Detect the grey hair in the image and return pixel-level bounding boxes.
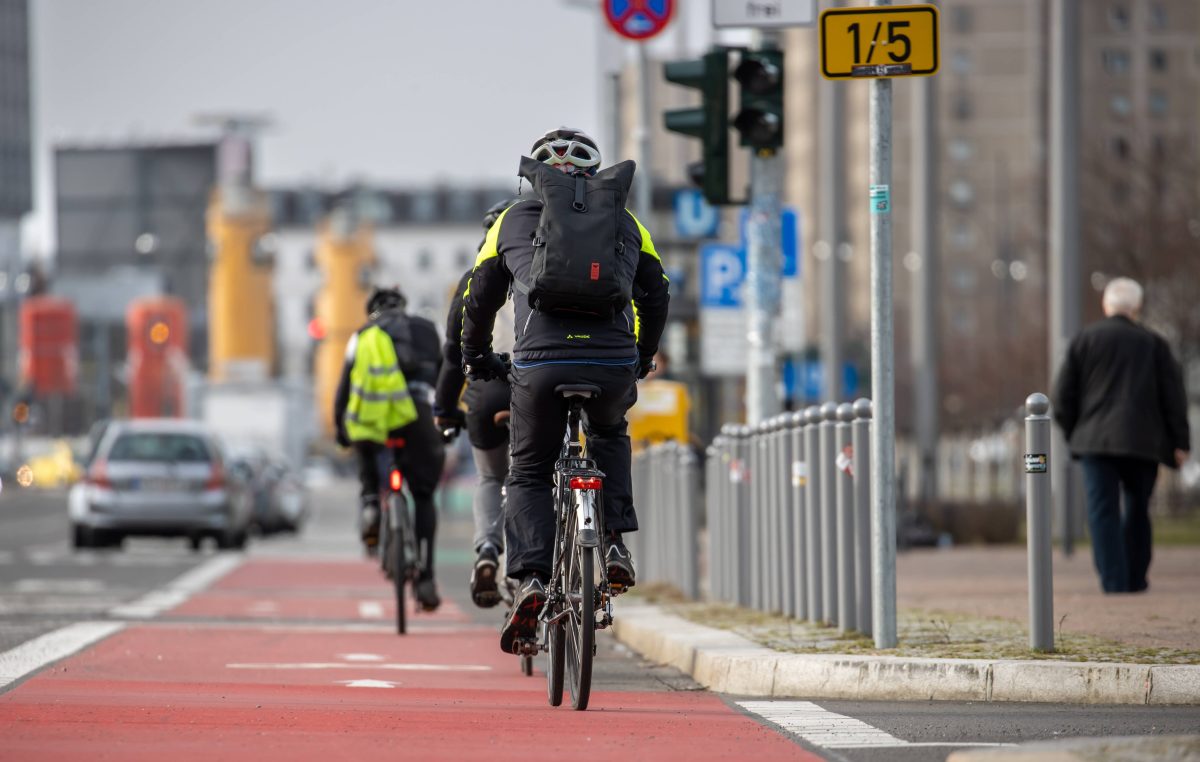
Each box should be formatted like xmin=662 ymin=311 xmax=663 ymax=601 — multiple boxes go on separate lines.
xmin=1102 ymin=277 xmax=1143 ymax=316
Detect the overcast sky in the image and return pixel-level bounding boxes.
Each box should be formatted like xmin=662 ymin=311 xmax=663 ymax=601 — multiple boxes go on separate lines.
xmin=25 ymin=0 xmax=721 ymax=253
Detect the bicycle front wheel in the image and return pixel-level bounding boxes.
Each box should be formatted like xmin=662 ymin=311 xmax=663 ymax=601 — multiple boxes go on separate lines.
xmin=565 ymin=543 xmax=595 ymax=710
xmin=546 ymin=617 xmax=565 ymax=706
xmin=391 ymin=500 xmax=407 ymax=635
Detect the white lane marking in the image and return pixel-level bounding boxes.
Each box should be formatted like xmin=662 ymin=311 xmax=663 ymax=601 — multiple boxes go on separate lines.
xmin=0 ymin=621 xmax=125 ymax=690
xmin=226 ymin=662 xmax=491 ymax=672
xmin=247 ymin=601 xmax=279 ymax=614
xmin=338 ymin=653 xmax=385 ymax=662
xmin=738 ymin=701 xmax=1014 ymax=750
xmin=108 ymin=554 xmax=242 ymax=619
xmin=13 ymin=579 xmax=107 ymax=594
xmin=337 ymin=679 xmax=397 ymax=688
xmin=357 ymin=601 xmax=384 ymax=619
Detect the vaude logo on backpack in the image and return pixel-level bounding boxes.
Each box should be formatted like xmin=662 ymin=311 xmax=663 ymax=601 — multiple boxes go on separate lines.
xmin=515 ymin=156 xmax=637 ymax=319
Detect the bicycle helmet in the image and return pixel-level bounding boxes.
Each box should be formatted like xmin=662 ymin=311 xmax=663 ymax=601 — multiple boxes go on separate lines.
xmin=366 ymin=286 xmax=406 ymax=317
xmin=529 ymin=127 xmax=601 ymax=173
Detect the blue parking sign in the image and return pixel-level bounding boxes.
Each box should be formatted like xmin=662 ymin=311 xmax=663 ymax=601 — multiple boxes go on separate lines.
xmin=699 ymin=243 xmax=745 ymax=308
xmin=674 ymin=189 xmax=721 ymax=239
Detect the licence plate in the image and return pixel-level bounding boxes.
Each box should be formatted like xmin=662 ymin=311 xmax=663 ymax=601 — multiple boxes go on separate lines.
xmin=140 ymin=478 xmax=183 ymax=492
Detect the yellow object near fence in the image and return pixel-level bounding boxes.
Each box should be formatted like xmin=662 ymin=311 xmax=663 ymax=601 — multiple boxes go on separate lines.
xmin=628 ymin=379 xmax=689 ymax=450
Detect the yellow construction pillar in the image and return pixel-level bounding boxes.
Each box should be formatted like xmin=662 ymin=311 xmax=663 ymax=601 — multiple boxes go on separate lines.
xmin=314 ymin=209 xmax=375 ymax=437
xmin=207 ymin=187 xmax=274 ymax=381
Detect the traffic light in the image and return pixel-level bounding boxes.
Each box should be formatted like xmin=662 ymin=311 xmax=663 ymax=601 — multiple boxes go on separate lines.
xmin=663 ymin=49 xmax=731 ymax=205
xmin=732 ymin=50 xmax=785 ymax=151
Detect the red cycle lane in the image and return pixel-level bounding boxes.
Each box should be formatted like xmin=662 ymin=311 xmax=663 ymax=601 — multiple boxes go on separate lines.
xmin=0 ymin=558 xmax=821 ymax=762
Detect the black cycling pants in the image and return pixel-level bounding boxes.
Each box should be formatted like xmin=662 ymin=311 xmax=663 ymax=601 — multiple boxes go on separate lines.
xmin=505 ymin=362 xmax=639 ymax=580
xmin=463 ymin=377 xmax=511 ymax=451
xmin=354 ymin=401 xmax=445 ymax=578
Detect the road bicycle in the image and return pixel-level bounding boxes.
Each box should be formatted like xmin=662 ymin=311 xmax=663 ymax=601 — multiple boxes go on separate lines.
xmin=375 ymin=441 xmax=419 ymax=635
xmin=511 ymin=383 xmax=615 ymax=711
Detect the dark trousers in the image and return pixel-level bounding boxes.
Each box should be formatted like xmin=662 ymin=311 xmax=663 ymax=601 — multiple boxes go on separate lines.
xmin=1080 ymin=455 xmax=1158 ymax=593
xmin=354 ymin=401 xmax=446 ymax=578
xmin=505 ymin=362 xmax=638 ymax=580
xmin=463 ymin=377 xmax=511 ymax=451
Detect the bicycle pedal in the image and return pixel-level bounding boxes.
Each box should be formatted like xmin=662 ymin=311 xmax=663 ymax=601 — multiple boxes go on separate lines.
xmin=514 ymin=637 xmax=539 ymax=657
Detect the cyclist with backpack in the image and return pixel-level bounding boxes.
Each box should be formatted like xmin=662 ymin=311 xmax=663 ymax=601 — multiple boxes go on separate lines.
xmin=460 ymin=128 xmax=670 ymax=653
xmin=434 ymin=199 xmax=518 ymax=608
xmin=334 ymin=286 xmax=445 ymax=612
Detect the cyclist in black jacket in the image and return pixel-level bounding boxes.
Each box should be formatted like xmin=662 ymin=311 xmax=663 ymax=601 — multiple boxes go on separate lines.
xmin=460 ymin=128 xmax=670 ymax=653
xmin=434 ymin=200 xmax=516 ymax=608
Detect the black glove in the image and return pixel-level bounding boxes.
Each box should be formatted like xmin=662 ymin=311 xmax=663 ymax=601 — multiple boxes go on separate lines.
xmin=637 ymin=356 xmax=657 ymax=380
xmin=432 ymin=406 xmax=466 ymax=430
xmin=335 ymin=426 xmax=351 ymax=448
xmin=464 ymin=352 xmax=509 ymax=382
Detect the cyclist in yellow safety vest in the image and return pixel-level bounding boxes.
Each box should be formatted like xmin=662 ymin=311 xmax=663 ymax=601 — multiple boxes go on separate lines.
xmin=334 ymin=287 xmax=445 ymax=611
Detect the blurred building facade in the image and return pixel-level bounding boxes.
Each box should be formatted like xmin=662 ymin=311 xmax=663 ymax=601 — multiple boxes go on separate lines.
xmin=628 ymin=0 xmax=1200 ymax=438
xmin=0 ymin=0 xmax=32 ymax=391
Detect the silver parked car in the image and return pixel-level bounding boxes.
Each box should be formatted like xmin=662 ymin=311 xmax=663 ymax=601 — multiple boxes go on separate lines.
xmin=70 ymin=419 xmax=254 ymax=551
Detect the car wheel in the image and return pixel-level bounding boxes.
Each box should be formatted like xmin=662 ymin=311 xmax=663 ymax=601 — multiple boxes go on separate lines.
xmin=188 ymin=535 xmax=203 ymax=552
xmin=72 ymin=524 xmax=92 ymax=550
xmin=217 ymin=529 xmax=248 ymax=552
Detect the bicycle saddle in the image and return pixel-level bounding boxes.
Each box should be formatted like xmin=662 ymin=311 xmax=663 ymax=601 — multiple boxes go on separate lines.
xmin=554 ymin=384 xmax=601 ymax=399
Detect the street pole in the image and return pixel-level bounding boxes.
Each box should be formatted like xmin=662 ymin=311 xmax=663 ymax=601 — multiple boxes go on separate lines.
xmin=818 ymin=0 xmax=846 ymax=402
xmin=1049 ymin=0 xmax=1080 ymax=557
xmin=910 ymin=71 xmax=939 ymax=510
xmin=745 ymin=31 xmax=785 ymax=426
xmin=636 ymin=42 xmax=654 ymax=221
xmin=868 ymin=0 xmax=898 ymax=650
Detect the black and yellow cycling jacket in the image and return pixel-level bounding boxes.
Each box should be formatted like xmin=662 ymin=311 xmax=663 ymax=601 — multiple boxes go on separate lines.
xmin=461 ymin=199 xmax=670 ymax=368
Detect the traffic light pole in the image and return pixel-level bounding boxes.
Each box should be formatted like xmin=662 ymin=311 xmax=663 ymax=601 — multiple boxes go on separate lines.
xmin=868 ymin=0 xmax=898 ymax=650
xmin=744 ymin=31 xmax=783 ymax=426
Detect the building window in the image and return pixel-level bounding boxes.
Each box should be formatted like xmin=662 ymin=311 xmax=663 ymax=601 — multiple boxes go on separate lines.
xmin=1149 ymin=3 xmax=1168 ymax=30
xmin=952 ymin=49 xmax=972 ymax=74
xmin=948 ymin=179 xmax=974 ymax=208
xmin=952 ymin=92 xmax=972 ymax=120
xmin=950 ymin=221 xmax=975 ymax=250
xmin=1109 ymin=4 xmax=1130 ymax=31
xmin=947 ymin=138 xmax=974 ymax=162
xmin=1149 ymin=49 xmax=1168 ymax=73
xmin=1110 ymin=135 xmax=1130 ymax=159
xmin=1102 ymin=49 xmax=1130 ymax=75
xmin=1149 ymin=90 xmax=1168 ymax=116
xmin=1109 ymin=93 xmax=1132 ymax=117
xmin=416 ymin=248 xmax=433 ymax=272
xmin=1152 ymin=134 xmax=1168 ymax=160
xmin=951 ymin=6 xmax=972 ymax=33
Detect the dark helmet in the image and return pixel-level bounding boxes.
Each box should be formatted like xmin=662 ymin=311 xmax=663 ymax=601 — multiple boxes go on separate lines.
xmin=366 ymin=286 xmax=406 ymax=317
xmin=529 ymin=127 xmax=601 ymax=173
xmin=482 ymin=199 xmax=516 ymax=231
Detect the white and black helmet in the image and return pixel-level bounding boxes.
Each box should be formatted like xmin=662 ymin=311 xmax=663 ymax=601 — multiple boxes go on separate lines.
xmin=530 ymin=127 xmax=601 ymax=172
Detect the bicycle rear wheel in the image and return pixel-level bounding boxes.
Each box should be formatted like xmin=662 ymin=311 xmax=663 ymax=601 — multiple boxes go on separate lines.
xmin=546 ymin=617 xmax=565 ymax=705
xmin=565 ymin=543 xmax=595 ymax=710
xmin=390 ymin=496 xmax=407 ymax=635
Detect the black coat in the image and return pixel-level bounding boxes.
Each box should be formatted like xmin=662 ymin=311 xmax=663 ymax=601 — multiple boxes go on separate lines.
xmin=1052 ymin=315 xmax=1190 ymax=467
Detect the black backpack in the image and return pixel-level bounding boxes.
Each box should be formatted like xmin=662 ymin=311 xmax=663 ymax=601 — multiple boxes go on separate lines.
xmin=515 ymin=156 xmax=637 ymax=319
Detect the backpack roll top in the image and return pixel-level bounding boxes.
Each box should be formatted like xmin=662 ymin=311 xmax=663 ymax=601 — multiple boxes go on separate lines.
xmin=516 ymin=157 xmax=638 ymax=320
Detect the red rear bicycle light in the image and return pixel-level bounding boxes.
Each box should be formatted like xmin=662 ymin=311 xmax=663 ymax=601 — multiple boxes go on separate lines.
xmin=569 ymin=476 xmax=602 ymax=491
xmin=389 ymin=469 xmax=403 ymax=492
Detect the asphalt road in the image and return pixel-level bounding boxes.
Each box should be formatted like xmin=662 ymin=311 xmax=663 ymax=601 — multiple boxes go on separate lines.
xmin=1 ymin=481 xmax=1196 ymax=761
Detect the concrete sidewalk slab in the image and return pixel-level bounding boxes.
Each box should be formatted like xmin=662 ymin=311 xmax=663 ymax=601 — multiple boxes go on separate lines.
xmin=946 ymin=735 xmax=1200 ymax=761
xmin=612 ymin=603 xmax=1200 ymax=705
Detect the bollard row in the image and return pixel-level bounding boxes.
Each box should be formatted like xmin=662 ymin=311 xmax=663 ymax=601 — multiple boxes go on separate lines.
xmin=705 ymin=400 xmax=874 ymax=635
xmin=629 ymin=441 xmax=700 ymax=600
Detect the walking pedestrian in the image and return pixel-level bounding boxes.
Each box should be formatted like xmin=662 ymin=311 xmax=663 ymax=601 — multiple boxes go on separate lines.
xmin=1052 ymin=277 xmax=1191 ymax=593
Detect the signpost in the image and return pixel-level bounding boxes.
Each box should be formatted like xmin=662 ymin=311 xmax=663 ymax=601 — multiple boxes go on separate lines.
xmin=820 ymin=1 xmax=939 ymax=649
xmin=713 ymin=0 xmax=816 ymax=28
xmin=820 ymin=4 xmax=939 ymax=79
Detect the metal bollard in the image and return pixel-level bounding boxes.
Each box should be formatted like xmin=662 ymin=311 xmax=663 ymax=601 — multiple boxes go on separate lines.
xmin=804 ymin=406 xmax=824 ymax=622
xmin=1025 ymin=393 xmax=1054 ymax=651
xmin=757 ymin=420 xmax=773 ymax=611
xmin=853 ymin=399 xmax=874 ymax=635
xmin=777 ymin=415 xmax=795 ymax=617
xmin=790 ymin=411 xmax=808 ymax=620
xmin=720 ymin=425 xmax=737 ymax=603
xmin=820 ymin=401 xmax=840 ymax=625
xmin=836 ymin=403 xmax=857 ymax=633
xmin=736 ymin=426 xmax=753 ymax=607
xmin=705 ymin=442 xmax=718 ymax=601
xmin=766 ymin=417 xmax=782 ymax=612
xmin=748 ymin=424 xmax=762 ymax=609
xmin=679 ymin=444 xmax=699 ymax=599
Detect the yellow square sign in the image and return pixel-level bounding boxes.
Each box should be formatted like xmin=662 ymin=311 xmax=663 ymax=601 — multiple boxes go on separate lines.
xmin=820 ymin=4 xmax=939 ymax=79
